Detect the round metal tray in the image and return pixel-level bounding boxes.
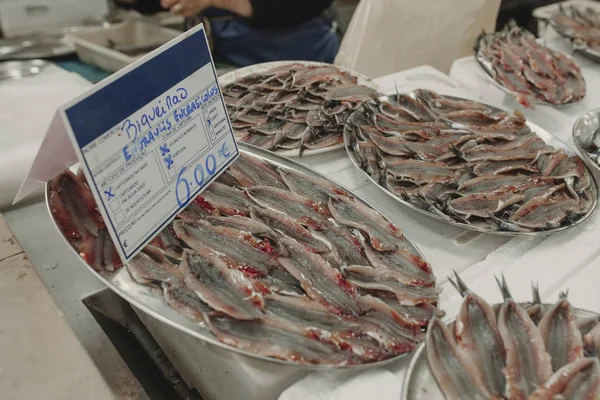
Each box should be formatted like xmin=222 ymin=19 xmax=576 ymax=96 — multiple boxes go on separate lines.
xmin=343 ymin=92 xmax=599 ymax=237
xmin=218 ymin=61 xmax=379 ymax=158
xmin=402 ymin=305 xmax=599 ymax=400
xmin=546 ymin=18 xmax=600 ymax=64
xmin=474 ymin=39 xmax=586 ymax=108
xmin=573 ymin=107 xmax=600 ymax=173
xmin=0 ymin=59 xmax=48 ymax=81
xmin=46 ymin=142 xmax=430 ymax=370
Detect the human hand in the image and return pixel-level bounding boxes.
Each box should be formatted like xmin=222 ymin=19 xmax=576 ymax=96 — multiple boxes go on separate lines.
xmin=161 ymin=0 xmax=212 ymax=18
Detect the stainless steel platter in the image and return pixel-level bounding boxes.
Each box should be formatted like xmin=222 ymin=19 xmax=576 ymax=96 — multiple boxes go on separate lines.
xmin=0 ymin=31 xmax=77 ymax=61
xmin=343 ymin=92 xmax=599 ymax=237
xmin=0 ymin=59 xmax=48 ymax=81
xmin=474 ymin=37 xmax=585 ymax=108
xmin=218 ymin=61 xmax=379 ymax=157
xmin=547 ymin=16 xmax=600 ymax=64
xmin=402 ymin=305 xmax=599 ymax=400
xmin=46 ymin=142 xmax=429 ymax=370
xmin=573 ymin=107 xmax=600 ymax=173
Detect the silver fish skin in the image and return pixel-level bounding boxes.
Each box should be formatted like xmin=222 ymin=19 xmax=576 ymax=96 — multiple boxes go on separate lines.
xmin=498 ymin=299 xmax=553 ymax=399
xmin=278 ymin=167 xmax=350 ymax=204
xmin=204 ymin=215 xmax=277 ymax=240
xmin=584 ymin=324 xmax=600 ymax=358
xmin=250 ymin=207 xmax=329 ymax=253
xmin=318 ymin=225 xmax=370 ymax=266
xmin=180 ymin=249 xmax=263 ymax=320
xmin=426 ymin=318 xmax=500 ymax=400
xmin=163 ymin=283 xmax=214 ymax=324
xmin=206 ymin=315 xmax=344 ymax=365
xmin=528 ymin=358 xmax=600 ymax=400
xmin=172 ymin=219 xmax=276 ymax=277
xmin=278 ymin=237 xmax=362 ymax=316
xmin=447 ymin=192 xmax=525 ymax=218
xmin=362 ymin=241 xmax=435 ymax=285
xmin=509 ymin=197 xmax=578 ymax=229
xmin=227 ymin=153 xmax=287 ymax=189
xmin=346 ymin=265 xmax=440 ymax=306
xmin=200 ymin=182 xmax=252 ymax=216
xmin=359 ymin=294 xmax=429 ymax=331
xmin=386 ymin=159 xmax=459 ymax=185
xmin=246 ymin=186 xmax=331 ymax=231
xmin=328 ymin=195 xmax=403 ymax=252
xmin=576 ymin=316 xmax=600 ymax=336
xmin=472 ymin=159 xmax=538 ymax=176
xmin=538 ymin=298 xmax=584 ymax=371
xmin=454 ymin=293 xmax=507 ymax=398
xmin=127 ymin=251 xmax=181 ymax=286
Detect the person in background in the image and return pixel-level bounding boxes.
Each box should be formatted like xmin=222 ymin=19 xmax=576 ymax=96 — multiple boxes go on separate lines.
xmin=114 ymin=0 xmax=339 ymax=66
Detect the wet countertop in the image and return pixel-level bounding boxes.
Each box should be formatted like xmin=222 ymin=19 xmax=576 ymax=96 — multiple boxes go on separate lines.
xmin=0 ymin=214 xmax=115 ymax=400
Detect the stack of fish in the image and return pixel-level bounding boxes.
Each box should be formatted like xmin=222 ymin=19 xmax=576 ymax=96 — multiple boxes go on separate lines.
xmin=222 ymin=63 xmax=378 ymax=156
xmin=582 ymin=127 xmax=600 ymax=166
xmin=427 ymin=275 xmax=600 ymax=399
xmin=475 ymin=22 xmax=586 ymax=107
xmin=347 ymin=89 xmax=595 ymax=233
xmin=48 ymin=153 xmax=442 ymax=365
xmin=550 ymin=6 xmax=600 ymax=55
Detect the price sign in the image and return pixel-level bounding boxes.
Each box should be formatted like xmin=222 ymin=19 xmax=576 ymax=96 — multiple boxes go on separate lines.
xmin=58 ymin=24 xmax=238 ymax=263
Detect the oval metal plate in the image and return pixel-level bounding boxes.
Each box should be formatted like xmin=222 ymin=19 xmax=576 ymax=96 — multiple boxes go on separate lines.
xmin=46 ymin=142 xmax=429 ymax=370
xmin=343 ymin=92 xmax=599 ymax=237
xmin=573 ymin=108 xmax=600 ymax=173
xmin=218 ymin=60 xmax=379 ymax=157
xmin=474 ymin=38 xmax=586 ymax=108
xmin=402 ymin=305 xmax=599 ymax=400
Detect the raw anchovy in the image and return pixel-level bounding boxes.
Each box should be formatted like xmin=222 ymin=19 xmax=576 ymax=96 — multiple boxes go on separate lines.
xmin=538 ymin=296 xmax=584 ymax=371
xmin=550 ymin=156 xmax=591 ymax=191
xmin=387 ymin=159 xmax=459 ymax=185
xmin=426 ymin=317 xmax=498 ymax=400
xmin=528 ymin=358 xmax=600 ymax=400
xmin=278 ymin=167 xmax=350 ymax=204
xmin=148 ymin=226 xmax=183 ymax=261
xmin=278 ymin=237 xmax=362 ymax=316
xmin=163 ymin=283 xmax=214 ymax=324
xmin=346 ymin=265 xmax=440 ymax=306
xmin=246 ymin=186 xmax=331 ymax=230
xmin=180 ymin=249 xmax=263 ymax=320
xmin=362 ymin=242 xmax=434 ymax=285
xmin=497 ymin=299 xmax=553 ymax=398
xmin=454 ymin=292 xmax=507 ymax=397
xmin=206 ymin=315 xmax=341 ymax=364
xmin=585 ymin=324 xmax=600 ymax=358
xmin=250 ymin=207 xmax=329 ymax=253
xmin=319 ymin=225 xmax=370 ymax=266
xmin=304 ymin=132 xmax=343 ymax=150
xmin=173 ymin=219 xmax=277 ymax=277
xmin=509 ymin=197 xmax=578 ymax=229
xmin=576 ymin=316 xmax=600 ymax=336
xmin=50 ymin=170 xmax=102 ymax=239
xmin=359 ymin=293 xmax=429 ymax=331
xmin=78 ymin=230 xmax=122 ymax=272
xmin=127 ymin=250 xmax=181 ymax=286
xmin=325 ymin=85 xmax=378 ymax=102
xmin=328 ymin=195 xmax=403 ymax=252
xmin=204 ymin=215 xmax=277 ymax=240
xmin=200 ymin=182 xmax=252 ymax=216
xmin=458 ymin=175 xmax=547 ymax=194
xmin=447 ymin=192 xmax=525 ymax=218
xmin=227 ymin=153 xmax=287 ymax=189
xmin=472 ymin=159 xmax=539 ymax=176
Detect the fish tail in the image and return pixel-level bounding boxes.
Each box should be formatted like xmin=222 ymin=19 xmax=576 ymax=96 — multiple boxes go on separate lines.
xmin=559 ymin=289 xmax=569 ymax=299
xmin=447 ymin=270 xmax=470 ymax=297
xmin=531 ymin=282 xmax=541 ymax=305
xmin=495 ymin=273 xmax=513 ymax=300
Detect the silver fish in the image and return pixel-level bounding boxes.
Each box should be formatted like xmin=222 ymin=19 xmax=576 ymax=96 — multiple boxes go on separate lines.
xmin=227 ymin=153 xmax=287 ymax=189
xmin=528 ymin=358 xmax=600 ymax=400
xmin=278 ymin=237 xmax=362 ymax=316
xmin=163 ymin=283 xmax=214 ymax=324
xmin=538 ymin=295 xmax=584 ymax=371
xmin=278 ymin=167 xmax=350 ymax=205
xmin=447 ymin=192 xmax=525 ymax=218
xmin=328 ymin=195 xmax=403 ymax=252
xmin=426 ymin=317 xmax=499 ymax=400
xmin=180 ymin=249 xmax=263 ymax=320
xmin=497 ymin=299 xmax=553 ymax=398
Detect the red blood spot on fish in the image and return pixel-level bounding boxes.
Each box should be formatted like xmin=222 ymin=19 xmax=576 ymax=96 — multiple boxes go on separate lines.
xmin=248 ymin=235 xmax=278 ymax=257
xmin=387 ymin=223 xmax=402 ymax=238
xmin=237 ymin=265 xmax=263 ymax=279
xmin=252 ymin=281 xmax=271 ymax=295
xmin=194 ymin=196 xmax=219 ymax=215
xmin=337 ymin=277 xmax=357 ymax=296
xmin=308 ymin=200 xmax=332 ymax=218
xmin=333 ymin=188 xmax=352 ymax=198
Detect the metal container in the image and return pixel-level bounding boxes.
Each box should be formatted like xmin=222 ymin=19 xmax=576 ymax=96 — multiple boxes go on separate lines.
xmin=71 ymin=20 xmax=181 ymax=73
xmin=402 ymin=305 xmax=599 ymax=400
xmin=573 ymin=108 xmax=600 ymax=173
xmin=343 ymin=92 xmax=599 ymax=236
xmin=46 ymin=143 xmax=431 ymax=399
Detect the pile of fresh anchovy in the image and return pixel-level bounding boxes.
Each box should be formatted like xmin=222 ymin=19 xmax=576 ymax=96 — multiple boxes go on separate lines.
xmin=347 ymin=89 xmax=595 ymax=233
xmin=49 ymin=153 xmax=442 ymax=366
xmin=550 ymin=6 xmax=600 ymax=54
xmin=427 ymin=274 xmax=600 ymax=400
xmin=222 ymin=63 xmax=378 ymax=156
xmin=475 ymin=22 xmax=585 ymax=107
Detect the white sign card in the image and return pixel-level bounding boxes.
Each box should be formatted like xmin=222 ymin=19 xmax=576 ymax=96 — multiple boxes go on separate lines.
xmin=15 ymin=23 xmax=239 ymax=263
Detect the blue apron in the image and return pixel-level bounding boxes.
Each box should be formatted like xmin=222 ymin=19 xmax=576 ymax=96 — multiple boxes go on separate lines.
xmin=186 ymin=11 xmax=339 ymax=66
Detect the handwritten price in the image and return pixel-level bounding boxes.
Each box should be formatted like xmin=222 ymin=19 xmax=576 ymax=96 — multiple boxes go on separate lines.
xmin=175 ymin=143 xmax=233 ymax=207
